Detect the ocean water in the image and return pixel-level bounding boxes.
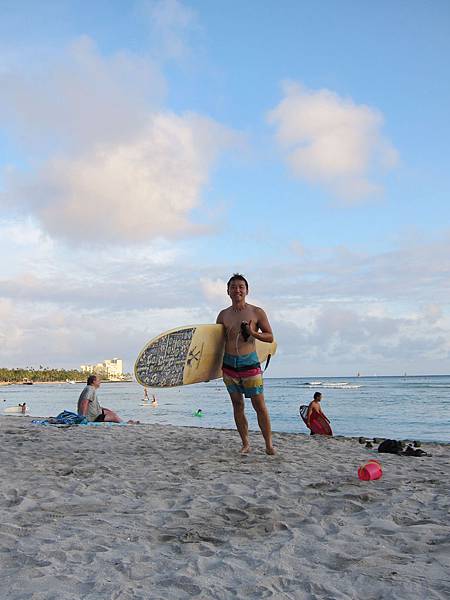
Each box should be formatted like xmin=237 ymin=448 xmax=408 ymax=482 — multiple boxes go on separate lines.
xmin=1 ymin=376 xmax=449 ymax=443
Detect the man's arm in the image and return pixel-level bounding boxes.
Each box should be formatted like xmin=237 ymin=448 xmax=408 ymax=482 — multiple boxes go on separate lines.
xmin=248 ymin=308 xmax=274 ymax=343
xmin=318 ymin=405 xmax=330 ymax=422
xmin=78 ymin=387 xmax=94 ymax=417
xmin=78 ymin=398 xmax=89 ymax=417
xmin=216 ymin=309 xmax=225 ymax=325
xmin=306 ymin=402 xmax=315 ymax=427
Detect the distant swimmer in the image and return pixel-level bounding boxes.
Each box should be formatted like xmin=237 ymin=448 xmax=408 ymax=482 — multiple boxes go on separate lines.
xmin=151 ymin=394 xmax=158 ymax=407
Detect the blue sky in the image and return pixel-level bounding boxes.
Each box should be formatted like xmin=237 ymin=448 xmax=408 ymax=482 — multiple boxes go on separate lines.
xmin=0 ymin=0 xmax=449 ymax=376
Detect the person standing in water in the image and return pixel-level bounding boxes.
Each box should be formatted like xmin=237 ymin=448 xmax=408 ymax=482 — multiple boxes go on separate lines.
xmin=216 ymin=273 xmax=275 ymax=455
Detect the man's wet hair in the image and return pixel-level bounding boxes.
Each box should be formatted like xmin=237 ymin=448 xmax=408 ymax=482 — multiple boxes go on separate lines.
xmin=227 ymin=273 xmax=249 ymax=292
xmin=313 ymin=392 xmax=322 ymax=400
xmin=87 ymin=375 xmax=97 ymax=385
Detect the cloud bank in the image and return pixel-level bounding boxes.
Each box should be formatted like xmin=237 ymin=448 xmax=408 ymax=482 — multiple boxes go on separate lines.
xmin=4 ymin=112 xmax=234 ymax=243
xmin=1 ymin=222 xmax=450 ymax=375
xmin=0 ymin=36 xmax=235 ymax=244
xmin=268 ymin=82 xmax=399 ymax=202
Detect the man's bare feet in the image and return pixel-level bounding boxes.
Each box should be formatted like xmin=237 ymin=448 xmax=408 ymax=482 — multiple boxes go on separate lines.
xmin=240 ymin=444 xmax=251 ymax=454
xmin=266 ymin=446 xmax=276 ymax=455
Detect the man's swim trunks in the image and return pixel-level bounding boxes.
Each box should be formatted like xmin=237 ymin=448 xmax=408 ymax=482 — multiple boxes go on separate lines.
xmin=94 ymin=409 xmax=106 ymax=422
xmin=222 ymin=351 xmax=263 ymax=398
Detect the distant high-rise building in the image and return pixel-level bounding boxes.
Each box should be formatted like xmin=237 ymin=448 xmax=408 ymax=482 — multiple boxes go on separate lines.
xmin=80 ymin=358 xmax=123 ymax=379
xmin=103 ymin=358 xmax=123 ymax=378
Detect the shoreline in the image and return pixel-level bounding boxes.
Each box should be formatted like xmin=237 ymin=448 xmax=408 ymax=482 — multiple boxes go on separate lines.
xmin=0 ymin=379 xmax=133 ymax=386
xmin=2 ymin=415 xmax=449 ymax=447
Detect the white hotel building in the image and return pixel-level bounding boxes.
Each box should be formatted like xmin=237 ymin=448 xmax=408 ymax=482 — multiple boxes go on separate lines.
xmin=80 ymin=358 xmax=123 ymax=379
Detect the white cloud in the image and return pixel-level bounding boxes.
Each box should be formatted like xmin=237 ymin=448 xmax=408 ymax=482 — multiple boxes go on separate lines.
xmin=0 ymin=298 xmax=14 ymax=322
xmin=0 ymin=219 xmax=56 ymax=278
xmin=0 ymin=219 xmax=46 ymax=246
xmin=268 ymin=82 xmax=399 ymax=202
xmin=0 ymin=292 xmax=206 ymax=370
xmin=277 ymin=232 xmax=450 ymax=305
xmin=1 ymin=239 xmax=450 ymax=375
xmin=200 ymin=277 xmax=228 ymax=305
xmin=0 ymin=37 xmax=237 ymax=244
xmin=4 ymin=112 xmax=235 ymax=243
xmin=290 ymin=240 xmax=306 ymax=256
xmin=144 ymin=0 xmax=198 ymax=62
xmin=422 ymin=304 xmax=443 ymax=324
xmin=270 ymin=299 xmax=450 ymax=376
xmin=0 ymin=36 xmax=166 ymax=151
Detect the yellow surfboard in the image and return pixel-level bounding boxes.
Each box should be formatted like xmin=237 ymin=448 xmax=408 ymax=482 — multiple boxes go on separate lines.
xmin=134 ymin=324 xmax=277 ymax=388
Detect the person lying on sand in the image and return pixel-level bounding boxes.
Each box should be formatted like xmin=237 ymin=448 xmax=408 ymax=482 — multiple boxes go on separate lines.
xmin=78 ymin=375 xmax=139 ymax=423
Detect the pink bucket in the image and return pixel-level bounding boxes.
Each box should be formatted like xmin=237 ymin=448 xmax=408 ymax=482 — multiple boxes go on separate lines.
xmin=358 ymin=459 xmax=382 ymax=481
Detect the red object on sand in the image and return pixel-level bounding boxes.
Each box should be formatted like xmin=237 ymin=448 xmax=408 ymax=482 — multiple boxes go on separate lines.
xmin=358 ymin=459 xmax=383 ymax=481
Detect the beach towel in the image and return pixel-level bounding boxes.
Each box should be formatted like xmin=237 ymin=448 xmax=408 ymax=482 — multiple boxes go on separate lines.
xmin=32 ymin=410 xmax=88 ymax=426
xmin=32 ymin=411 xmax=128 ymax=427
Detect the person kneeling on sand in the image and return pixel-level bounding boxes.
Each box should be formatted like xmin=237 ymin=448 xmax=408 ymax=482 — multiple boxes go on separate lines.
xmin=306 ymin=392 xmax=330 ymax=433
xmin=78 ymin=375 xmax=138 ymax=423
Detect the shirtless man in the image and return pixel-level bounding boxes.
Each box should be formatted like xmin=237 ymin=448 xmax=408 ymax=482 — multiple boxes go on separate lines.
xmin=306 ymin=392 xmax=330 ymax=433
xmin=216 ymin=273 xmax=275 ymax=455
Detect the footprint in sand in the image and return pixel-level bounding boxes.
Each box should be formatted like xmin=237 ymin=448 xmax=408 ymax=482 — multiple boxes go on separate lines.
xmin=158 ymin=576 xmax=202 ymax=596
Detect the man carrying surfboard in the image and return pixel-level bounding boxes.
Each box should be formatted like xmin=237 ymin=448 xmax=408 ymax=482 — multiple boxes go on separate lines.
xmin=216 ymin=274 xmax=275 ymax=455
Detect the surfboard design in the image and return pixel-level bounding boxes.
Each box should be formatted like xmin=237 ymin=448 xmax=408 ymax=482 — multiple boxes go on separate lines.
xmin=135 ymin=324 xmax=277 ymax=388
xmin=299 ymin=405 xmax=332 ymax=435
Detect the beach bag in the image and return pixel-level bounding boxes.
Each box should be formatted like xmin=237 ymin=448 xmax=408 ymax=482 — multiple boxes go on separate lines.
xmin=377 ymin=439 xmax=404 ymax=454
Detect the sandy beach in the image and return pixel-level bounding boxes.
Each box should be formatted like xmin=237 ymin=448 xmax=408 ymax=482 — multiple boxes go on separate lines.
xmin=1 ymin=417 xmax=448 ymax=599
